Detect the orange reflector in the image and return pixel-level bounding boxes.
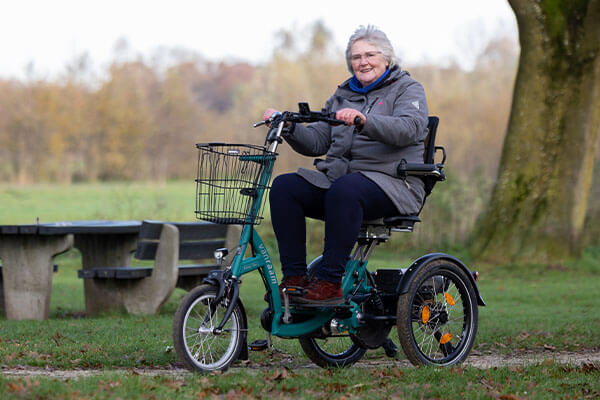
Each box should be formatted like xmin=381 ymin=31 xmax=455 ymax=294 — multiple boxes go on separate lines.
xmin=421 ymin=306 xmax=430 ymax=324
xmin=444 ymin=292 xmax=456 ymax=306
xmin=440 ymin=333 xmax=453 ymax=344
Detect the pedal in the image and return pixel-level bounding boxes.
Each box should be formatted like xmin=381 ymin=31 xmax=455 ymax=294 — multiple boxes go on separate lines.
xmin=249 ymin=339 xmax=269 ymax=351
xmin=283 ymin=286 xmax=306 ymax=296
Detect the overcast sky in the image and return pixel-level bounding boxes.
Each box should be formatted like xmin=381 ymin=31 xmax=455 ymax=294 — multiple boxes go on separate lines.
xmin=0 ymin=0 xmax=517 ymax=80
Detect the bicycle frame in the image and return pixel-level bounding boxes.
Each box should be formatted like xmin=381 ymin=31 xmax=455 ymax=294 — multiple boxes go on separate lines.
xmin=217 ymin=119 xmax=371 ymax=338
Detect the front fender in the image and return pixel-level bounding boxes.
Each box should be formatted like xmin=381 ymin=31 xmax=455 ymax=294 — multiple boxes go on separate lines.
xmin=397 ymin=253 xmax=486 ymax=306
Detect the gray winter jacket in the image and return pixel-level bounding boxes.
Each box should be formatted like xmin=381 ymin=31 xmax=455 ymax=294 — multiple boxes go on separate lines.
xmin=282 ymin=66 xmax=429 ymax=215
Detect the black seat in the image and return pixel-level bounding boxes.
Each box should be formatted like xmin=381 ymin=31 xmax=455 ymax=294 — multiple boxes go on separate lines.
xmin=367 ymin=116 xmax=445 ymax=232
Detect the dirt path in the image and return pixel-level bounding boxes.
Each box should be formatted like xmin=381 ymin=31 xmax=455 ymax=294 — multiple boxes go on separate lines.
xmin=2 ymin=350 xmax=599 ymax=379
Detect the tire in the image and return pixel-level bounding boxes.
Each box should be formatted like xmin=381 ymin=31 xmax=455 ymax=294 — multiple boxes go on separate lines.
xmin=173 ymin=285 xmax=246 ymax=372
xmin=396 ymin=260 xmax=478 ymax=366
xmin=299 ymin=334 xmax=366 ymax=368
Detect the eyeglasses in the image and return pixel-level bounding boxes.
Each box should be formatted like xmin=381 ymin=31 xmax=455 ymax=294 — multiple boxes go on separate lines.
xmin=350 ymin=51 xmax=382 ymax=64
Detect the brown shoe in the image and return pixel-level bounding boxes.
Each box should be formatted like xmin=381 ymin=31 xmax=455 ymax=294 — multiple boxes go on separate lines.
xmin=294 ymin=278 xmax=344 ymax=305
xmin=264 ymin=275 xmax=308 ymax=302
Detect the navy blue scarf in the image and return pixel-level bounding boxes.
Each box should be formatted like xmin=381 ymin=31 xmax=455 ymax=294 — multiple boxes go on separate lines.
xmin=348 ymin=68 xmax=391 ymax=94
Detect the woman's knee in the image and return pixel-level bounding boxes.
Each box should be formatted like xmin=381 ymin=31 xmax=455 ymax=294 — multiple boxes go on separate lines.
xmin=327 ymin=174 xmax=362 ymax=204
xmin=270 ymin=173 xmax=299 ymax=201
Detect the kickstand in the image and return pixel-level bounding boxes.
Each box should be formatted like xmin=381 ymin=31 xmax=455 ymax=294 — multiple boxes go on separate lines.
xmin=382 ymin=338 xmax=398 ymax=358
xmin=266 ymin=332 xmax=273 ymax=349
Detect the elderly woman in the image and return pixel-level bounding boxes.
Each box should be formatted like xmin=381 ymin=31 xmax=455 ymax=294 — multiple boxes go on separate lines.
xmin=264 ymin=25 xmax=429 ymax=304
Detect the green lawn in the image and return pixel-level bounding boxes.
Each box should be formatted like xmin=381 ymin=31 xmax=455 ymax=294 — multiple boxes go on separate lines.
xmin=1 ymin=182 xmax=599 ymax=398
xmin=1 ymin=362 xmax=599 ymax=399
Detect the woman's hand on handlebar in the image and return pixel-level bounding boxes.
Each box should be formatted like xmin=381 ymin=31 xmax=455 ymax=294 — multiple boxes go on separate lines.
xmin=262 ymin=108 xmax=290 ymax=127
xmin=262 ymin=108 xmax=279 ymax=122
xmin=336 ymin=108 xmax=365 ymax=127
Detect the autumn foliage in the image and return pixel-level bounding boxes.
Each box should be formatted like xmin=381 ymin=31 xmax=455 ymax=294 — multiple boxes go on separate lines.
xmin=0 ymin=29 xmax=517 ymax=185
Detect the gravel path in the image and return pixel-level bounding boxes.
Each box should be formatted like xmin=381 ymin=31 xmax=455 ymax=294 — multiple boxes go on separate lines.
xmin=2 ymin=350 xmax=599 ymax=379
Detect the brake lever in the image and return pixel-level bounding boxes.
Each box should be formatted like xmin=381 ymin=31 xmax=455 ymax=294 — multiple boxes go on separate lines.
xmin=253 ymin=111 xmax=283 ymax=128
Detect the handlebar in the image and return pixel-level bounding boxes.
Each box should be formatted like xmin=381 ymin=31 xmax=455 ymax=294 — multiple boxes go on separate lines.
xmin=254 ymin=114 xmax=362 ymax=128
xmin=254 ymin=103 xmax=346 ymax=128
xmin=255 ymin=103 xmax=364 ymax=152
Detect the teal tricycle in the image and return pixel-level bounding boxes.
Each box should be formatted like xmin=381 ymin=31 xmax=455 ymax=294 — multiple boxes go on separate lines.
xmin=172 ymin=103 xmax=485 ymax=372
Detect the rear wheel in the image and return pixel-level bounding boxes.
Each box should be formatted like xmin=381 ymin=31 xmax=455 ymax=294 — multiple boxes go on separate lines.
xmin=299 ymin=333 xmax=366 ymax=368
xmin=396 ymin=260 xmax=478 ymax=366
xmin=173 ymin=285 xmax=246 ymax=372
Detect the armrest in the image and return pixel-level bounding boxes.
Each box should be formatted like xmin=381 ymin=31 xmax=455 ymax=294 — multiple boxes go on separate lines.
xmin=396 ymin=160 xmax=446 ymax=180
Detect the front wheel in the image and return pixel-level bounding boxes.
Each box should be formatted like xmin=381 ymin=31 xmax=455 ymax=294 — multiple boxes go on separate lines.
xmin=396 ymin=260 xmax=478 ymax=366
xmin=299 ymin=333 xmax=366 ymax=368
xmin=173 ymin=285 xmax=247 ymax=372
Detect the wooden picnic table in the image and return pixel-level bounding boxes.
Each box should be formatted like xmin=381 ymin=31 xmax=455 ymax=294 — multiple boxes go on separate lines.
xmin=0 ymin=221 xmax=141 ymax=320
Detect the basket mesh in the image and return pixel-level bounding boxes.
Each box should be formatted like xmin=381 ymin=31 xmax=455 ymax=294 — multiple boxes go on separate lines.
xmin=195 ymin=143 xmax=276 ymax=225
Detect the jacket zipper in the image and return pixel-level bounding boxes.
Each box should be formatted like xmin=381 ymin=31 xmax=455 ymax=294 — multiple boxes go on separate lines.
xmin=366 ymin=97 xmax=379 ymax=114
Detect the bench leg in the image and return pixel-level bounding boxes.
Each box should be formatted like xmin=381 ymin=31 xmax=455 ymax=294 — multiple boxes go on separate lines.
xmin=74 ymin=233 xmax=138 ymax=316
xmin=0 ymin=235 xmax=73 ymax=320
xmin=123 ymin=224 xmax=179 ymax=315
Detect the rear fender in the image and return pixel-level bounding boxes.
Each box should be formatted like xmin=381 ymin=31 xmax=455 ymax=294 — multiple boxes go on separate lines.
xmin=397 ymin=253 xmax=486 ymax=306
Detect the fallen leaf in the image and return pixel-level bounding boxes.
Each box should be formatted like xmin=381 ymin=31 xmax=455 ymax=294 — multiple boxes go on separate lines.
xmin=582 ymin=363 xmax=600 ymax=373
xmin=269 ymin=368 xmax=289 ymax=381
xmin=499 ymin=394 xmax=525 ymax=400
xmin=7 ymin=382 xmax=24 ymax=393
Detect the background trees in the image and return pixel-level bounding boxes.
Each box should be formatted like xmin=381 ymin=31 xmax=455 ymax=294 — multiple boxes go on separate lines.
xmin=1 ymin=19 xmax=598 ymax=256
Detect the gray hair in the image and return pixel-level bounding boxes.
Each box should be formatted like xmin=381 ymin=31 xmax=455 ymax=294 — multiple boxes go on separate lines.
xmin=345 ymin=25 xmax=398 ymax=74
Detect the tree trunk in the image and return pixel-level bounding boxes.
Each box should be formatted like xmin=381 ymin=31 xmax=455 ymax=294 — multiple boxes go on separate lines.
xmin=471 ymin=0 xmax=600 ymax=263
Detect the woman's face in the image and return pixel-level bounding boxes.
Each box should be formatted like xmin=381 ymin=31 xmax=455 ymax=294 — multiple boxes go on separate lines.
xmin=350 ymin=40 xmax=388 ymax=87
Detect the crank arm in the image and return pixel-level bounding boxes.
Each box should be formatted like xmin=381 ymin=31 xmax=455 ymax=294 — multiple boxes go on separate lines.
xmin=282 ymin=288 xmax=292 ymax=324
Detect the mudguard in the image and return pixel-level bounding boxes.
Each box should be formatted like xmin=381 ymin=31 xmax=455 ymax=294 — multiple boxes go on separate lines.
xmin=396 ymin=253 xmax=486 ymax=306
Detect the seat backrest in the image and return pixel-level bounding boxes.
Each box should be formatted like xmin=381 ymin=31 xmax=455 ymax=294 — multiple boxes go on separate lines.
xmin=424 ymin=116 xmax=439 ymax=164
xmin=421 ymin=116 xmax=442 ymax=198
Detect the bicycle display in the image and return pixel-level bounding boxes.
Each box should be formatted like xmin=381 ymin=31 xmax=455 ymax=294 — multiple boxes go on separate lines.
xmin=172 ymin=103 xmax=485 ymax=372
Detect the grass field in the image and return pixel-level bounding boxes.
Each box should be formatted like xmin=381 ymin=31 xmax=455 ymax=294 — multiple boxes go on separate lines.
xmin=1 ymin=182 xmax=599 ymax=398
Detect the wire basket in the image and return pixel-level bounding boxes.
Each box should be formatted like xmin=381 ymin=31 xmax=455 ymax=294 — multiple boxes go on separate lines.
xmin=195 ymin=143 xmax=276 ymax=225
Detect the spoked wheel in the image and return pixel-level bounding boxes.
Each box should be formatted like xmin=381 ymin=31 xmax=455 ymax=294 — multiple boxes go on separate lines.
xmin=396 ymin=260 xmax=478 ymax=366
xmin=299 ymin=331 xmax=366 ymax=368
xmin=173 ymin=285 xmax=247 ymax=372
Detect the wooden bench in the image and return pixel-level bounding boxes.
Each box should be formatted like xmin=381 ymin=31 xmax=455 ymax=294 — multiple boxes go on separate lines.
xmin=77 ymin=221 xmax=239 ymax=315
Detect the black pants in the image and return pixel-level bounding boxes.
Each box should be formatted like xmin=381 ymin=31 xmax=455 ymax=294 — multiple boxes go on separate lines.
xmin=269 ymin=172 xmax=398 ymax=283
